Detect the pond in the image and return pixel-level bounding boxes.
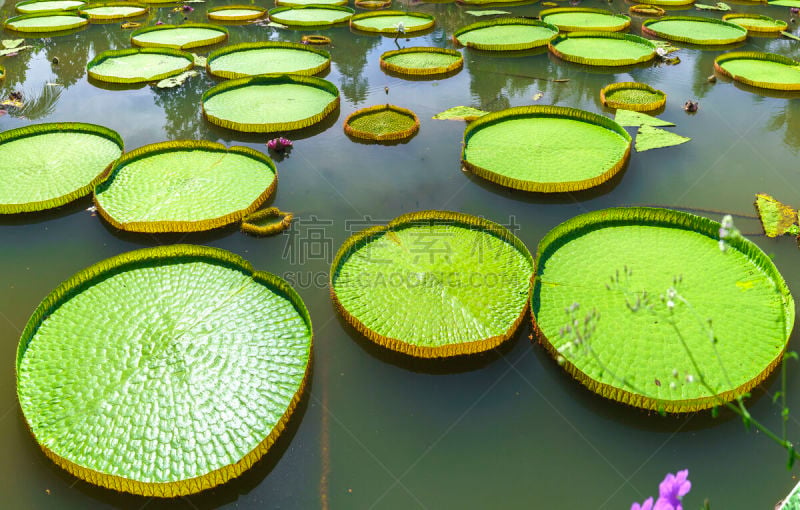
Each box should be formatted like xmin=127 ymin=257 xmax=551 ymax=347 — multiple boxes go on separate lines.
xmin=1 ymin=0 xmax=799 ymax=508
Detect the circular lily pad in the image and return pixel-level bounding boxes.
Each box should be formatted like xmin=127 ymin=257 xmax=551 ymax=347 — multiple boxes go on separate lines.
xmin=15 ymin=0 xmax=84 ymax=12
xmin=722 ymin=13 xmax=787 ymax=34
xmin=715 ymin=52 xmax=800 ymax=91
xmin=532 ymin=207 xmax=794 ymax=413
xmin=131 ymin=23 xmax=228 ymax=50
xmin=17 ymin=244 xmax=312 ymax=496
xmin=79 ymin=2 xmax=148 ymax=20
xmin=276 ymin=0 xmax=347 ymax=5
xmin=642 ymin=16 xmax=747 ymax=45
xmin=207 ymin=5 xmax=266 ymax=21
xmin=600 ymin=82 xmax=666 ymax=111
xmin=87 ymin=48 xmax=194 ymax=84
xmin=267 ymin=6 xmax=354 ymax=26
xmin=4 ymin=12 xmax=88 ymax=32
xmin=629 ymin=4 xmax=666 ymax=16
xmin=379 ymin=47 xmax=463 ymax=77
xmin=202 ymin=74 xmax=340 ymax=132
xmin=0 ymin=123 xmax=123 ymax=214
xmin=454 ymin=18 xmax=559 ymax=51
xmin=549 ymin=32 xmax=656 ymax=67
xmin=207 ymin=42 xmax=330 ymax=79
xmin=344 ymin=104 xmax=419 ymax=142
xmin=354 ymin=0 xmax=392 ymax=8
xmin=539 ymin=8 xmax=631 ymax=32
xmin=462 ymin=105 xmax=631 ymax=192
xmin=634 ymin=0 xmax=693 ymax=5
xmin=350 ymin=10 xmax=435 ymax=33
xmin=94 ymin=141 xmax=276 ymax=233
xmin=330 ymin=211 xmax=533 ymax=358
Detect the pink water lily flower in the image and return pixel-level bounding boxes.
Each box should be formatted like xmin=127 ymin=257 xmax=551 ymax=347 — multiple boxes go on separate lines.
xmin=267 ymin=137 xmax=293 ymax=151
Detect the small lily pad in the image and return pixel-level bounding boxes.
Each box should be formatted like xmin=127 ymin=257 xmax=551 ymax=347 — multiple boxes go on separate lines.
xmin=155 ymin=69 xmax=198 ymax=88
xmin=2 ymin=39 xmax=24 ymax=49
xmin=615 ymin=109 xmax=675 ymax=127
xmin=695 ymin=2 xmax=730 ymax=11
xmin=635 ymin=125 xmax=691 ymax=152
xmin=433 ymin=106 xmax=488 ymax=121
xmin=755 ymin=193 xmax=800 ymax=237
xmin=465 ymin=10 xmax=509 ymax=16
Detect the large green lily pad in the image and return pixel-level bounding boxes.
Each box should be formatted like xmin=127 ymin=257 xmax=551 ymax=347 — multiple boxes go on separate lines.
xmin=4 ymin=12 xmax=88 ymax=32
xmin=722 ymin=14 xmax=787 ymax=34
xmin=79 ymin=2 xmax=148 ymax=20
xmin=267 ymin=6 xmax=354 ymax=27
xmin=643 ymin=16 xmax=747 ymax=45
xmin=15 ymin=0 xmax=85 ymax=13
xmin=131 ymin=23 xmax=228 ymax=50
xmin=714 ymin=52 xmax=800 ymax=92
xmin=0 ymin=123 xmax=123 ymax=214
xmin=206 ymin=5 xmax=266 ymax=21
xmin=17 ymin=245 xmax=312 ymax=496
xmin=380 ymin=47 xmax=463 ymax=76
xmin=454 ymin=18 xmax=559 ymax=51
xmin=207 ymin=42 xmax=330 ymax=79
xmin=462 ymin=105 xmax=632 ymax=192
xmin=202 ymin=74 xmax=340 ymax=133
xmin=87 ymin=48 xmax=194 ymax=84
xmin=532 ymin=207 xmax=794 ymax=413
xmin=94 ymin=141 xmax=277 ymax=233
xmin=330 ymin=211 xmax=533 ymax=358
xmin=539 ymin=7 xmax=631 ymax=32
xmin=549 ymin=32 xmax=657 ymax=67
xmin=350 ymin=11 xmax=435 ymax=33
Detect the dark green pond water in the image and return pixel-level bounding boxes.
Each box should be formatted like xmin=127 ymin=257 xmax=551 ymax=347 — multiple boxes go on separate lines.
xmin=1 ymin=0 xmax=800 ymax=508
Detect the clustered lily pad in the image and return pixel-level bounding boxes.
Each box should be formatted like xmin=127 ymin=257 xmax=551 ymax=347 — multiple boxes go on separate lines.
xmin=4 ymin=12 xmax=89 ymax=33
xmin=131 ymin=23 xmax=228 ymax=50
xmin=539 ymin=7 xmax=631 ymax=32
xmin=532 ymin=207 xmax=795 ymax=413
xmin=601 ymin=82 xmax=667 ymax=112
xmin=330 ymin=211 xmax=533 ymax=358
xmin=206 ymin=5 xmax=267 ymax=21
xmin=17 ymin=244 xmax=312 ymax=496
xmin=344 ymin=104 xmax=420 ymax=142
xmin=549 ymin=32 xmax=657 ymax=67
xmin=0 ymin=123 xmax=123 ymax=214
xmin=462 ymin=105 xmax=632 ymax=192
xmin=714 ymin=52 xmax=800 ymax=91
xmin=207 ymin=42 xmax=330 ymax=79
xmin=379 ymin=47 xmax=463 ymax=77
xmin=79 ymin=2 xmax=148 ymax=21
xmin=202 ymin=74 xmax=340 ymax=132
xmin=454 ymin=18 xmax=559 ymax=51
xmin=94 ymin=141 xmax=277 ymax=233
xmin=642 ymin=16 xmax=747 ymax=46
xmin=350 ymin=10 xmax=435 ymax=34
xmin=87 ymin=47 xmax=194 ymax=84
xmin=268 ymin=5 xmax=355 ymax=27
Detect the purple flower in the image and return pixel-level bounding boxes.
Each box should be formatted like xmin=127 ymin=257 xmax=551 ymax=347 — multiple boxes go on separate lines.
xmin=791 ymin=7 xmax=799 ymax=15
xmin=182 ymin=4 xmax=194 ymax=12
xmin=155 ymin=21 xmax=164 ymax=25
xmin=658 ymin=470 xmax=691 ymax=508
xmin=267 ymin=137 xmax=293 ymax=151
xmin=631 ymin=497 xmax=654 ymax=510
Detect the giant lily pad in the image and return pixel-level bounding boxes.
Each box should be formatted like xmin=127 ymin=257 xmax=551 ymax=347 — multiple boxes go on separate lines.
xmin=462 ymin=105 xmax=631 ymax=192
xmin=539 ymin=7 xmax=631 ymax=32
xmin=15 ymin=0 xmax=85 ymax=12
xmin=635 ymin=0 xmax=694 ymax=5
xmin=131 ymin=23 xmax=228 ymax=50
xmin=202 ymin=74 xmax=340 ymax=133
xmin=79 ymin=2 xmax=148 ymax=20
xmin=549 ymin=32 xmax=657 ymax=67
xmin=454 ymin=18 xmax=559 ymax=51
xmin=87 ymin=48 xmax=194 ymax=84
xmin=350 ymin=11 xmax=434 ymax=33
xmin=722 ymin=14 xmax=787 ymax=34
xmin=0 ymin=123 xmax=123 ymax=214
xmin=379 ymin=47 xmax=463 ymax=77
xmin=17 ymin=244 xmax=312 ymax=496
xmin=276 ymin=0 xmax=347 ymax=5
xmin=714 ymin=52 xmax=800 ymax=92
xmin=755 ymin=193 xmax=800 ymax=237
xmin=642 ymin=16 xmax=747 ymax=45
xmin=532 ymin=207 xmax=795 ymax=413
xmin=330 ymin=211 xmax=533 ymax=358
xmin=206 ymin=4 xmax=266 ymax=21
xmin=207 ymin=42 xmax=330 ymax=79
xmin=4 ymin=12 xmax=88 ymax=32
xmin=267 ymin=6 xmax=354 ymax=27
xmin=94 ymin=141 xmax=276 ymax=233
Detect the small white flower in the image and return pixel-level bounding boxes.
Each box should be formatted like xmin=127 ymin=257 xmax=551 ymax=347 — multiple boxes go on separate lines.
xmin=719 ymin=239 xmax=727 ymax=252
xmin=670 ymin=382 xmax=677 ymax=389
xmin=394 ymin=21 xmax=406 ymax=33
xmin=672 ymin=369 xmax=678 ymax=377
xmin=686 ymin=374 xmax=695 ymax=383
